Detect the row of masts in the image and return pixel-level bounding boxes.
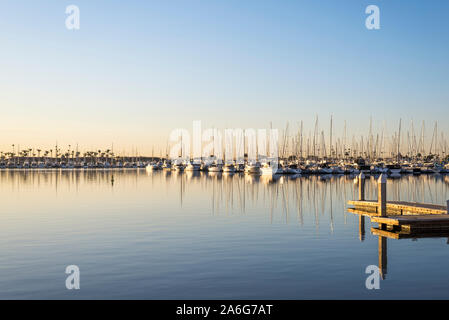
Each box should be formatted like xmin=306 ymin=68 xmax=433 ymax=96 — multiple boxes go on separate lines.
xmin=1 ymin=118 xmax=447 ymax=163
xmin=171 ymin=118 xmax=448 ymax=162
xmin=278 ymin=117 xmax=447 ymax=161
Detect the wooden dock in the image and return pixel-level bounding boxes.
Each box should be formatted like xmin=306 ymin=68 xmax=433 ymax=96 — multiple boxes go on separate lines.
xmin=347 ymin=200 xmax=447 ymax=215
xmin=372 ymin=214 xmax=449 ymax=232
xmin=371 ymin=227 xmax=449 ymax=240
xmin=347 ymin=173 xmax=449 ymax=232
xmin=348 ymin=175 xmax=449 ymax=279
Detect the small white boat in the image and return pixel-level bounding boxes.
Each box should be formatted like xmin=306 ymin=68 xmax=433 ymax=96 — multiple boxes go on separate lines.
xmin=161 ymin=161 xmax=172 ymax=170
xmin=244 ymin=163 xmax=260 ymax=174
xmin=208 ymin=163 xmax=223 ymax=172
xmin=386 ymin=164 xmax=401 ymax=175
xmin=432 ymin=165 xmax=444 ymax=174
xmin=185 ymin=162 xmax=201 ymax=171
xmin=260 ymin=163 xmax=278 ymax=175
xmin=146 ymin=163 xmax=160 ymax=171
xmin=223 ymin=164 xmax=235 ymax=173
xmin=171 ymin=160 xmax=184 ymax=171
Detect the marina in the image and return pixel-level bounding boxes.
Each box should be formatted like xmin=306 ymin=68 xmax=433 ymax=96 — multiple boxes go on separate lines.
xmin=2 ymin=118 xmax=449 ymax=176
xmin=2 ymin=0 xmax=449 ymax=303
xmin=1 ymin=155 xmax=448 ymax=176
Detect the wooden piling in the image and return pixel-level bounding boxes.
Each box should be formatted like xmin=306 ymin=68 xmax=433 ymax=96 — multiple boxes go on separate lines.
xmin=359 ymin=215 xmax=365 ymax=241
xmin=378 ymin=236 xmax=387 ymax=280
xmin=358 ymin=173 xmax=365 ymax=201
xmin=378 ymin=174 xmax=387 ymax=217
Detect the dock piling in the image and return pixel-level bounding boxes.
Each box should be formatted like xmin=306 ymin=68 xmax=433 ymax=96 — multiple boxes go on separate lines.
xmin=358 ymin=173 xmax=365 ymax=201
xmin=378 ymin=236 xmax=387 ymax=280
xmin=378 ymin=174 xmax=387 ymax=217
xmin=359 ymin=215 xmax=365 ymax=241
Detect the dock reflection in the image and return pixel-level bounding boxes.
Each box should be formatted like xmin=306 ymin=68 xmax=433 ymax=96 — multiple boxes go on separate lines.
xmin=353 ymin=207 xmax=449 ymax=280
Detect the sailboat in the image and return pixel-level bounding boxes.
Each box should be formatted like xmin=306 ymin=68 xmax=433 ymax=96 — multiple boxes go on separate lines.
xmin=260 ymin=162 xmax=278 ymax=175
xmin=208 ymin=162 xmax=223 ymax=172
xmin=146 ymin=162 xmax=160 ymax=171
xmin=185 ymin=161 xmax=201 ymax=171
xmin=207 ymin=129 xmax=223 ymax=172
xmin=244 ymin=162 xmax=260 ymax=174
xmin=223 ymin=163 xmax=235 ymax=173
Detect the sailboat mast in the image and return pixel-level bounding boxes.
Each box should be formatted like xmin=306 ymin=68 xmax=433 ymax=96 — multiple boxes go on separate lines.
xmin=329 ymin=115 xmax=333 ymax=159
xmin=397 ymin=118 xmax=402 ymax=162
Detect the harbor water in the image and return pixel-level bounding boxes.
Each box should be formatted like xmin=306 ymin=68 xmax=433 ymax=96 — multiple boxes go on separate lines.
xmin=1 ymin=170 xmax=449 ymax=299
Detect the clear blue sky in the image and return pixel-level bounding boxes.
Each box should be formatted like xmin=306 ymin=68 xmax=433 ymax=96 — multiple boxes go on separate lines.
xmin=0 ymin=0 xmax=448 ymax=154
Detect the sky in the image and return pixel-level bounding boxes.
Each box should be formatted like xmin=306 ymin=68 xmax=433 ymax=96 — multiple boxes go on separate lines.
xmin=0 ymin=0 xmax=448 ymax=155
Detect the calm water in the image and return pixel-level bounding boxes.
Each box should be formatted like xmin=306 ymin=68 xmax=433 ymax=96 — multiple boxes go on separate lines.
xmin=1 ymin=170 xmax=449 ymax=299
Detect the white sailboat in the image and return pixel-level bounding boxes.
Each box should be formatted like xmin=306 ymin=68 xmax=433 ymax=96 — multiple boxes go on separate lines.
xmin=223 ymin=163 xmax=235 ymax=173
xmin=260 ymin=162 xmax=277 ymax=175
xmin=208 ymin=162 xmax=223 ymax=172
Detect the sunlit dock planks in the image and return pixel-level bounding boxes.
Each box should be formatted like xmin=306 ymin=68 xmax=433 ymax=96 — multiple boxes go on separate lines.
xmin=347 ymin=200 xmax=447 ymax=215
xmin=371 ymin=214 xmax=449 ymax=232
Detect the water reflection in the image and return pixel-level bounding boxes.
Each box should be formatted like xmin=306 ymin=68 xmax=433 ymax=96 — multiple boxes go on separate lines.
xmin=1 ymin=170 xmax=449 ymax=298
xmin=1 ymin=170 xmax=448 ymax=228
xmin=354 ymin=206 xmax=449 ymax=280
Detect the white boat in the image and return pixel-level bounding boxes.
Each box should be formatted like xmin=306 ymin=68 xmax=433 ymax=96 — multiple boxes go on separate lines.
xmin=172 ymin=162 xmax=184 ymax=171
xmin=171 ymin=159 xmax=184 ymax=171
xmin=386 ymin=164 xmax=401 ymax=175
xmin=161 ymin=161 xmax=171 ymax=170
xmin=260 ymin=163 xmax=278 ymax=175
xmin=244 ymin=163 xmax=260 ymax=174
xmin=208 ymin=163 xmax=223 ymax=172
xmin=146 ymin=163 xmax=160 ymax=171
xmin=431 ymin=164 xmax=444 ymax=174
xmin=223 ymin=164 xmax=235 ymax=173
xmin=185 ymin=162 xmax=201 ymax=171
